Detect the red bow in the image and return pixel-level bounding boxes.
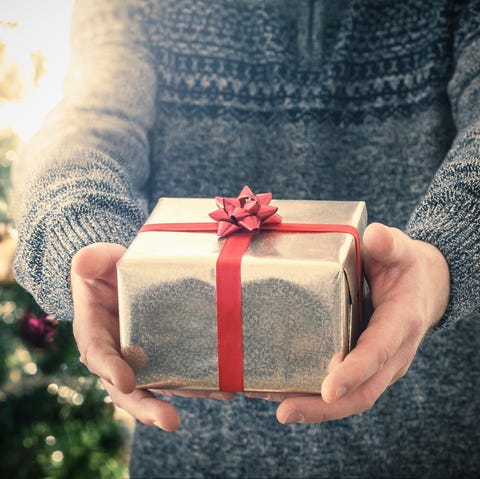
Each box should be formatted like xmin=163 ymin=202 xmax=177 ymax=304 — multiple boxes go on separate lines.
xmin=209 ymin=185 xmax=282 ymax=237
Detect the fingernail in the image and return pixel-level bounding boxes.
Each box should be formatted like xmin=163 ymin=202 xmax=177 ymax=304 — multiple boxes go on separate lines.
xmin=334 ymin=386 xmax=348 ymax=401
xmin=284 ymin=411 xmax=305 ymax=424
xmin=154 ymin=420 xmax=179 ymax=432
xmin=245 ymin=392 xmax=271 ymax=400
xmin=154 ymin=420 xmax=176 ymax=432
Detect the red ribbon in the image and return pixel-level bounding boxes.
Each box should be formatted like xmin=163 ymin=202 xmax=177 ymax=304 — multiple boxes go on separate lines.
xmin=139 ymin=220 xmax=363 ymax=392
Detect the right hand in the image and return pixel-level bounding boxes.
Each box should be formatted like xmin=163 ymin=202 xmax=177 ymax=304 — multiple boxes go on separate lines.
xmin=71 ymin=242 xmax=233 ymax=432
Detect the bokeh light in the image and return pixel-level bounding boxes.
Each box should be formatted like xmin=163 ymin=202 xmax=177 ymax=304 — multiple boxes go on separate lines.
xmin=0 ymin=0 xmax=74 ymax=141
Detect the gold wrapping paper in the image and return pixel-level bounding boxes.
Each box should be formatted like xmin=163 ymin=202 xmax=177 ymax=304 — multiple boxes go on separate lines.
xmin=117 ymin=198 xmax=367 ymax=393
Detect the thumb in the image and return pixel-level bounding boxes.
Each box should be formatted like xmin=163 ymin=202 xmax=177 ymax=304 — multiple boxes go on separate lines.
xmin=363 ymin=222 xmax=411 ymax=268
xmin=71 ymin=243 xmax=126 ymax=284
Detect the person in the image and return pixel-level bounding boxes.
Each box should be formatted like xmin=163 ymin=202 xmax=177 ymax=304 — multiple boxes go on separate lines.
xmin=12 ymin=0 xmax=480 ymax=477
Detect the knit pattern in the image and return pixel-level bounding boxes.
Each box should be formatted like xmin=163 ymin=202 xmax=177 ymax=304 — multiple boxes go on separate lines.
xmin=147 ymin=0 xmax=454 ymax=118
xmin=12 ymin=0 xmax=480 ymax=477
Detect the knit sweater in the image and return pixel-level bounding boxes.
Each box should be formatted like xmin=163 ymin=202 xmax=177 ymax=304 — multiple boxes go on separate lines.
xmin=13 ymin=0 xmax=480 ymax=477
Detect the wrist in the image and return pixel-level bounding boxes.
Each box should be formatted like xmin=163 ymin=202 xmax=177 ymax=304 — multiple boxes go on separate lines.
xmin=414 ymin=239 xmax=450 ymax=329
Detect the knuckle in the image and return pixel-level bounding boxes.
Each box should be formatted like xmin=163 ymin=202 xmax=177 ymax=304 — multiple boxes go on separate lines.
xmin=375 ymin=345 xmax=391 ymax=369
xmin=391 ymin=349 xmax=415 ymax=384
xmin=399 ymin=302 xmax=427 ymax=338
xmin=406 ymin=313 xmax=425 ymax=339
xmin=79 ymin=340 xmax=99 ymax=373
xmin=79 ymin=349 xmax=92 ymax=371
xmin=344 ymin=358 xmax=378 ymax=388
xmin=397 ymin=346 xmax=415 ymax=367
xmin=350 ymin=366 xmax=368 ymax=386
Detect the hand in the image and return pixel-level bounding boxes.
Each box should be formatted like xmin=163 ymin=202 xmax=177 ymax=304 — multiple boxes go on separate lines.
xmin=272 ymin=222 xmax=450 ymax=424
xmin=71 ymin=243 xmax=233 ymax=432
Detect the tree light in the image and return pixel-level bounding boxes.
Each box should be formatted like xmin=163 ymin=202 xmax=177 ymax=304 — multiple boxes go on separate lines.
xmin=51 ymin=450 xmax=64 ymax=464
xmin=45 ymin=435 xmax=56 ymax=446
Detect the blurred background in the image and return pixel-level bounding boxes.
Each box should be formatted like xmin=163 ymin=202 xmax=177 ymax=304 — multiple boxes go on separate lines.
xmin=0 ymin=2 xmax=132 ymax=477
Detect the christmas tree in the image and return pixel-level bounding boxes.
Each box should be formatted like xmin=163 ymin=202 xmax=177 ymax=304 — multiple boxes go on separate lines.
xmin=0 ymin=13 xmax=130 ymax=479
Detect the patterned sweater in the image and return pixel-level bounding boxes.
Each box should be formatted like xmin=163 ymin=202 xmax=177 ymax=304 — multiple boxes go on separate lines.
xmin=13 ymin=0 xmax=480 ymax=477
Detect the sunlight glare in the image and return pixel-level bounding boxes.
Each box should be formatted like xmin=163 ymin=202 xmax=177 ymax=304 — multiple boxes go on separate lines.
xmin=0 ymin=0 xmax=74 ymax=141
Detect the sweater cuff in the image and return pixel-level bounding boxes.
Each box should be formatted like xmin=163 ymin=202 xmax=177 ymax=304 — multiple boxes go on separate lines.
xmin=13 ymin=201 xmax=145 ymax=322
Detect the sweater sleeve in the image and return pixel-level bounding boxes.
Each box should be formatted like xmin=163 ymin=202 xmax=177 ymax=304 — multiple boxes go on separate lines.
xmin=12 ymin=0 xmax=157 ymax=321
xmin=406 ymin=0 xmax=480 ymax=327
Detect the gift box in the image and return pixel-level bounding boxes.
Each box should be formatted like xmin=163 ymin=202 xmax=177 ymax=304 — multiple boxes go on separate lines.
xmin=117 ymin=188 xmax=368 ymax=394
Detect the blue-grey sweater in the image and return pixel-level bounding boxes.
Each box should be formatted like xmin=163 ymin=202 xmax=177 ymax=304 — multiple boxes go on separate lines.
xmin=13 ymin=0 xmax=480 ymax=477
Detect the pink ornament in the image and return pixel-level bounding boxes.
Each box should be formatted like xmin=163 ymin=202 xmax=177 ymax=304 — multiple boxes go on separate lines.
xmin=19 ymin=313 xmax=58 ymax=348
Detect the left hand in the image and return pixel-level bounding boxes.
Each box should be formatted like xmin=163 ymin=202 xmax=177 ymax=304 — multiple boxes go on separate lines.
xmin=71 ymin=243 xmax=234 ymax=434
xmin=249 ymin=222 xmax=450 ymax=424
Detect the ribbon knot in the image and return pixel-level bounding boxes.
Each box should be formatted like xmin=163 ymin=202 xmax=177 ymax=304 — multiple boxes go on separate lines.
xmin=209 ymin=185 xmax=282 ymax=237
